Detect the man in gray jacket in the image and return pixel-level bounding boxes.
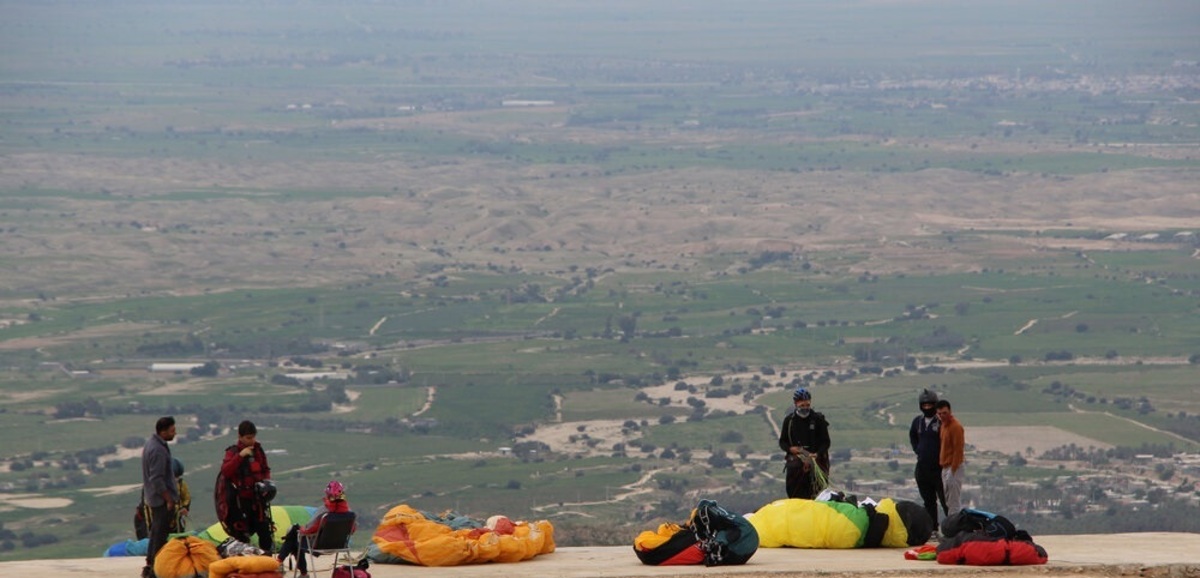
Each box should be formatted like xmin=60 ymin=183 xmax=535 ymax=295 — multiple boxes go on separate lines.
xmin=142 ymin=416 xmax=179 ymax=578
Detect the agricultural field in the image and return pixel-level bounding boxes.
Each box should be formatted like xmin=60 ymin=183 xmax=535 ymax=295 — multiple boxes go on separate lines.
xmin=1 ymin=0 xmax=1199 ymax=562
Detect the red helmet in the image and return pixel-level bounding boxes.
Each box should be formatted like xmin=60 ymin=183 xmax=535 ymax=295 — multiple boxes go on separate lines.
xmin=325 ymin=480 xmax=345 ymax=500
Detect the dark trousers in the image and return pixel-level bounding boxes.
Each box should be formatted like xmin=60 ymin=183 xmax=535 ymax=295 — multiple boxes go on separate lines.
xmin=227 ymin=496 xmax=275 ymax=554
xmin=915 ymin=464 xmax=947 ymax=528
xmin=247 ymin=517 xmax=274 ymax=554
xmin=784 ymin=454 xmax=827 ymax=499
xmin=146 ymin=503 xmax=171 ymax=568
xmin=277 ymin=524 xmax=308 ymax=572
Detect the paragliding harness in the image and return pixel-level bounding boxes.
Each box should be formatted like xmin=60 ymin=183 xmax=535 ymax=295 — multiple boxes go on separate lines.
xmin=818 ymin=490 xmax=894 ymax=548
xmin=688 ymin=499 xmax=759 ymax=566
xmin=783 ymin=450 xmax=830 ymax=497
xmin=331 ymin=558 xmax=372 ymax=578
xmin=215 ymin=445 xmax=276 ymax=546
xmin=941 ymin=508 xmax=1023 ymax=541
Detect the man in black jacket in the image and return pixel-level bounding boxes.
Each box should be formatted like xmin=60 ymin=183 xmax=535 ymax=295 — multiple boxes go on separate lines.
xmin=909 ymin=388 xmax=947 ymax=532
xmin=778 ymin=387 xmax=831 ymax=499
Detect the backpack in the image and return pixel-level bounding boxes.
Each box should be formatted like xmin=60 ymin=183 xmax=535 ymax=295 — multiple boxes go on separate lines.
xmin=941 ymin=508 xmax=1018 ymax=540
xmin=690 ymin=499 xmax=760 ymax=566
xmin=331 ymin=565 xmax=370 ymax=578
xmin=214 ymin=470 xmax=235 ymax=536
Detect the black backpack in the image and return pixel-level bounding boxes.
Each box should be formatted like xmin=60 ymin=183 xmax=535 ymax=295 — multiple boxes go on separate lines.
xmin=941 ymin=508 xmax=1018 ymax=540
xmin=690 ymin=499 xmax=760 ymax=566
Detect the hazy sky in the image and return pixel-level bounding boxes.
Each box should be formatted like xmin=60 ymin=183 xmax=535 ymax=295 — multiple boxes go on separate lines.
xmin=2 ymin=0 xmax=1196 ymax=81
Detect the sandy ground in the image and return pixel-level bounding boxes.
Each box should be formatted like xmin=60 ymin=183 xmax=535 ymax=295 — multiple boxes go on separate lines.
xmin=968 ymin=426 xmax=1113 ymax=455
xmin=1 ymin=533 xmax=1197 ymax=578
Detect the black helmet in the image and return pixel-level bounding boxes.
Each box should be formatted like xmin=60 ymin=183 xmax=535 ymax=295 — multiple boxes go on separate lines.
xmin=254 ymin=480 xmax=277 ymax=503
xmin=172 ymin=457 xmax=184 ymax=478
xmin=919 ymin=388 xmax=939 ymax=406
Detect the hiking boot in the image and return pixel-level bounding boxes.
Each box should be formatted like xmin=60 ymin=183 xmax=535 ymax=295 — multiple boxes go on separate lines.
xmin=141 ymin=565 xmax=155 ymax=578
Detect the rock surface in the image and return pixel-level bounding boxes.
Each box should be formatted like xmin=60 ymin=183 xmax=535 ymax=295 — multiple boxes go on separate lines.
xmin=2 ymin=533 xmax=1197 ymax=578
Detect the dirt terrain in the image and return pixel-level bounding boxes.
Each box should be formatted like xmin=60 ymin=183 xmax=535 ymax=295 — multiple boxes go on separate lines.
xmin=1 ymin=139 xmax=1197 ymax=301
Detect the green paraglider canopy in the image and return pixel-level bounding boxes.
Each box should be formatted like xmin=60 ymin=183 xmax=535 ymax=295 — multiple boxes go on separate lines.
xmin=195 ymin=504 xmax=316 ymax=549
xmin=105 ymin=505 xmax=315 ymax=557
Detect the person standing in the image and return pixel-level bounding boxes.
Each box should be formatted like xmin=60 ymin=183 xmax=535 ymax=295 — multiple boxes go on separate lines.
xmin=220 ymin=420 xmax=274 ymax=552
xmin=778 ymin=387 xmax=831 ymax=499
xmin=172 ymin=458 xmax=192 ymax=533
xmin=937 ymin=399 xmax=965 ymax=515
xmin=134 ymin=457 xmax=191 ymax=540
xmin=141 ymin=416 xmax=179 ymax=578
xmin=909 ymin=389 xmax=947 ymax=532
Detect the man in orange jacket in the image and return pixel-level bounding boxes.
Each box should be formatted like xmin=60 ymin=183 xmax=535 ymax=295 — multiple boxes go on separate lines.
xmin=937 ymin=400 xmax=965 ymax=515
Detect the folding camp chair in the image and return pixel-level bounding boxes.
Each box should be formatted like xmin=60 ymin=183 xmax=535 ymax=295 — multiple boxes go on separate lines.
xmin=297 ymin=511 xmax=356 ymax=578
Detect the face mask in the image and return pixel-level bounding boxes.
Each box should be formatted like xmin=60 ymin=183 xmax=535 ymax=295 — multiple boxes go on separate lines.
xmin=797 ymin=408 xmax=811 ymax=418
xmin=922 ymin=407 xmax=936 ymax=418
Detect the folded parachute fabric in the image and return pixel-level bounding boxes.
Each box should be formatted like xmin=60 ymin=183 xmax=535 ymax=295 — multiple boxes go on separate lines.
xmin=104 ymin=538 xmax=145 ymax=557
xmin=904 ymin=544 xmax=938 ymax=561
xmin=749 ymin=497 xmax=933 ymax=549
xmin=209 ymin=555 xmax=284 ymax=578
xmin=634 ymin=523 xmax=705 ymax=565
xmin=368 ymin=504 xmax=555 ymax=566
xmin=194 ymin=505 xmax=316 ymax=551
xmin=104 ymin=531 xmax=192 ymax=557
xmin=634 ymin=499 xmax=758 ymax=566
xmin=936 ymin=531 xmax=1048 ymax=566
xmin=106 ymin=506 xmax=316 ymax=558
xmin=153 ymin=535 xmax=221 ymax=578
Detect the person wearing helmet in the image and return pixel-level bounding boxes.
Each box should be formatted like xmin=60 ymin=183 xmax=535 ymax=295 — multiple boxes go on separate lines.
xmin=219 ymin=420 xmax=274 ymax=553
xmin=909 ymin=389 xmax=946 ymax=534
xmin=778 ymin=386 xmax=831 ymax=499
xmin=277 ymin=480 xmax=356 ymax=578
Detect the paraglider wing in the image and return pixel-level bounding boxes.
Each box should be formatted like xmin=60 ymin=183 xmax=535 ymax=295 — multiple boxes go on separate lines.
xmin=749 ymin=497 xmax=933 ymax=549
xmin=634 ymin=523 xmax=704 ymax=566
xmin=633 ymin=499 xmax=758 ymax=566
xmin=749 ymin=498 xmax=868 ymax=549
xmin=194 ymin=505 xmax=315 ymax=549
xmin=105 ymin=505 xmax=313 ymax=556
xmin=368 ymin=504 xmax=556 ymax=567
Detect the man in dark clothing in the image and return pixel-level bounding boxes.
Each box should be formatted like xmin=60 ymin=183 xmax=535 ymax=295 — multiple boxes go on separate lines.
xmin=141 ymin=416 xmax=179 ymax=578
xmin=778 ymin=387 xmax=831 ymax=499
xmin=219 ymin=420 xmax=274 ymax=553
xmin=909 ymin=388 xmax=947 ymax=533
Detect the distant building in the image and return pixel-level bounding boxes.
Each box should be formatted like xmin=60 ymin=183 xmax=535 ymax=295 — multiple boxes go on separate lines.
xmin=285 ymin=372 xmax=349 ymax=382
xmin=501 ymin=100 xmax=555 ymax=107
xmin=148 ymin=363 xmax=205 ymax=373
